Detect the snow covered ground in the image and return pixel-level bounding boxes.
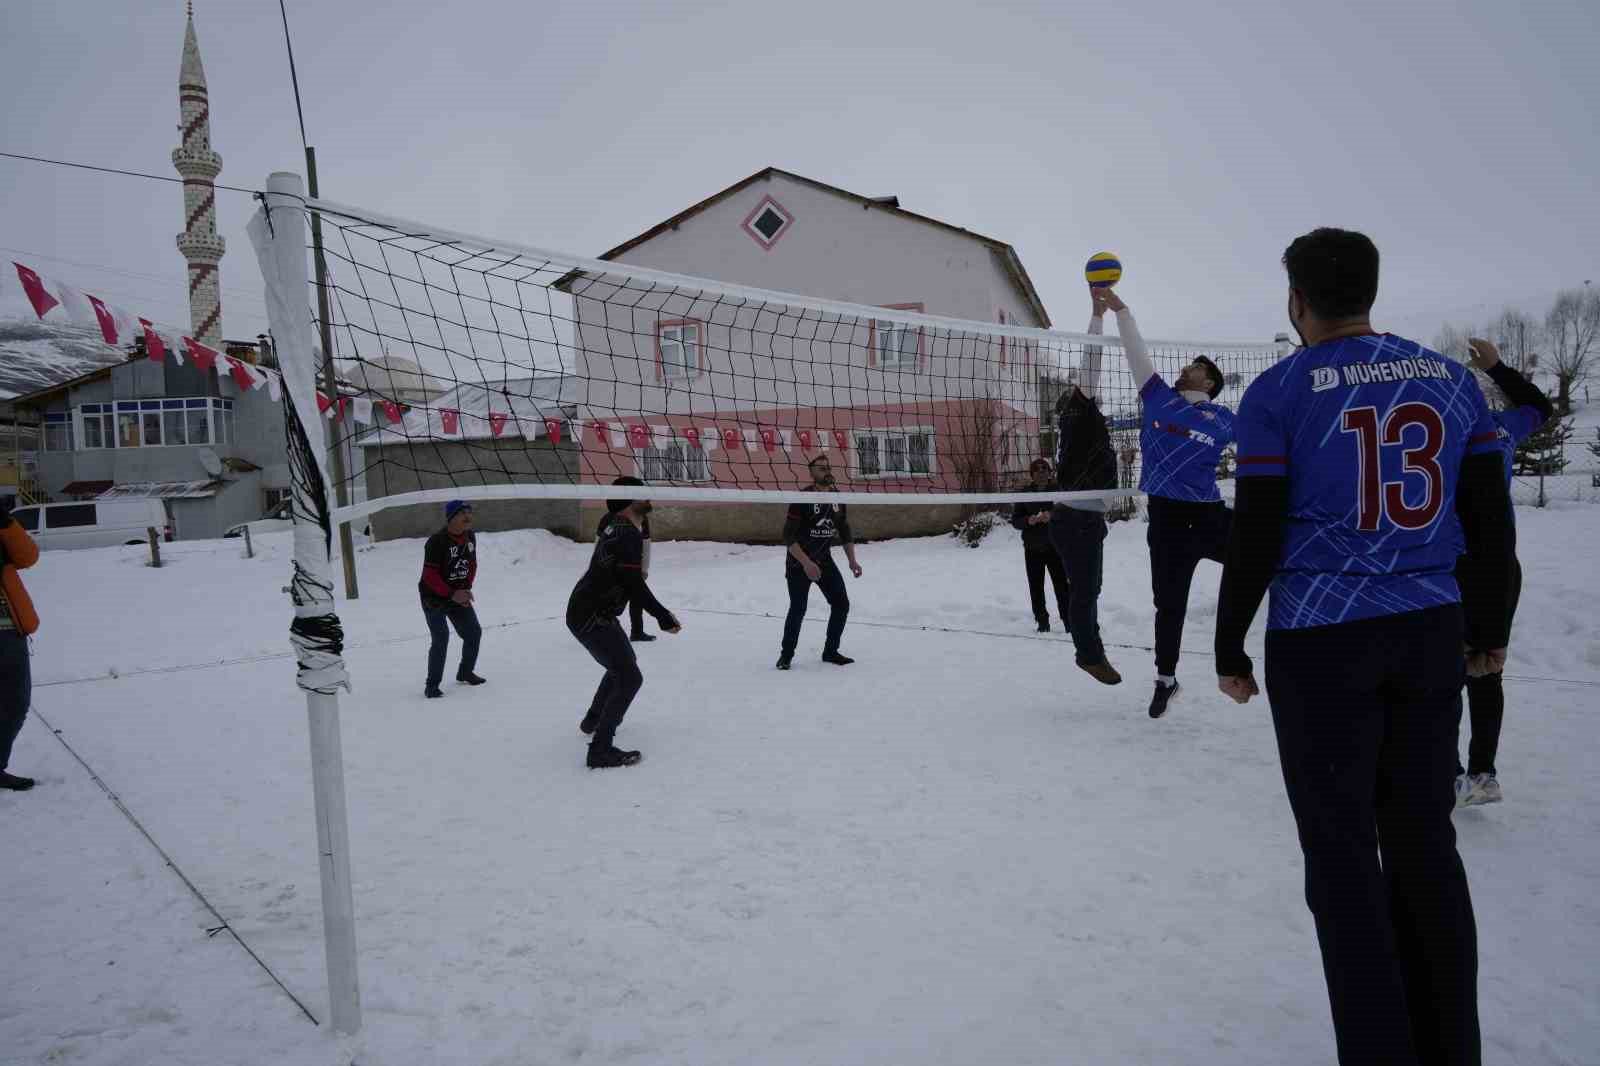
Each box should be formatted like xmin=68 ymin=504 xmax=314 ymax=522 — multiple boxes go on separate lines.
xmin=3 ymin=508 xmax=1598 ymax=1065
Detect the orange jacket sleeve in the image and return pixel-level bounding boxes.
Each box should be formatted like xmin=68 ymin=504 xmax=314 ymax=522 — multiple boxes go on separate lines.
xmin=0 ymin=520 xmax=39 ymax=635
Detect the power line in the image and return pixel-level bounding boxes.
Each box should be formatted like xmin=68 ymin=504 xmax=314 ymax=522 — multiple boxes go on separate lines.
xmin=0 ymin=150 xmax=260 ymax=196
xmin=0 ymin=245 xmax=271 ymax=308
xmin=277 ymin=0 xmax=311 ymax=151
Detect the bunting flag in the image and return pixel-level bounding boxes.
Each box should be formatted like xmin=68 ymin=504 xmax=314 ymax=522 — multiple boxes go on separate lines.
xmin=609 ymin=428 xmax=629 ymax=449
xmin=760 ymin=428 xmax=778 ymax=453
xmin=543 ymin=418 xmax=563 ymax=444
xmin=832 ymin=429 xmax=849 ymax=451
xmin=224 ymin=355 xmax=256 ymax=390
xmin=382 ymin=400 xmax=403 ymax=424
xmin=489 ymin=411 xmax=509 ymax=438
xmin=797 ymin=429 xmax=814 ymax=450
xmin=439 ymin=408 xmax=460 ymax=435
xmin=700 ymin=426 xmax=719 ymax=452
xmin=316 ymin=392 xmax=335 ymax=418
xmin=627 ymin=423 xmax=651 ymax=450
xmin=722 ymin=427 xmax=741 ymax=451
xmin=85 ymin=294 xmax=120 ymax=345
xmin=589 ymin=420 xmax=609 ymax=447
xmin=352 ymin=397 xmax=374 ymax=426
xmin=183 ymin=336 xmax=219 ymax=371
xmin=266 ymin=372 xmax=282 ymax=402
xmin=683 ymin=426 xmax=701 ymax=450
xmin=13 ymin=262 xmax=59 ymax=318
xmin=139 ymin=319 xmax=167 ymax=363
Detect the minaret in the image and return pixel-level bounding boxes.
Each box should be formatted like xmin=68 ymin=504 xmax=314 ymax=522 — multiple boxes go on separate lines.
xmin=172 ymin=1 xmax=225 ymax=347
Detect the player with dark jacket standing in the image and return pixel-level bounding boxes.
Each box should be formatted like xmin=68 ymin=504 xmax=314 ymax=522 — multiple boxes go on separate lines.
xmin=777 ymin=455 xmax=863 ymax=670
xmin=1453 ymin=336 xmax=1553 ymax=807
xmin=1047 ymin=292 xmax=1122 ymax=685
xmin=1096 ymin=286 xmax=1237 ymax=717
xmin=1215 ymin=228 xmax=1512 ymax=1066
xmin=569 ymin=478 xmax=680 ymax=768
xmin=1011 ymin=458 xmax=1071 ymax=632
xmin=419 ymin=500 xmax=484 ymax=699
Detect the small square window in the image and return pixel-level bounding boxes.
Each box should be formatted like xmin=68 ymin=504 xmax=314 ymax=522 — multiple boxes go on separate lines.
xmin=741 ymin=195 xmax=794 ymax=250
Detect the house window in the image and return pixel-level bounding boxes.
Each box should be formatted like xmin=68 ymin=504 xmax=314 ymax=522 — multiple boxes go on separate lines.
xmin=79 ymin=404 xmax=114 ymax=449
xmin=853 ymin=428 xmax=935 ymax=478
xmin=116 ymin=402 xmax=142 ymax=448
xmin=187 ymin=399 xmax=211 ymax=445
xmin=212 ymin=398 xmax=235 ymax=445
xmin=141 ymin=400 xmax=163 ymax=447
xmin=42 ymin=413 xmax=73 ymax=452
xmin=163 ymin=399 xmax=188 ymax=446
xmin=638 ymin=437 xmax=711 ymax=483
xmin=740 ymin=195 xmax=795 ymax=250
xmin=657 ymin=321 xmax=704 ymax=381
xmin=871 ymin=304 xmax=925 ymax=373
xmin=264 ymin=487 xmax=292 ymax=515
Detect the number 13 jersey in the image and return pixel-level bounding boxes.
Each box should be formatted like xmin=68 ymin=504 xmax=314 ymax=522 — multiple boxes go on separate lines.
xmin=1235 ymin=333 xmax=1501 ymax=631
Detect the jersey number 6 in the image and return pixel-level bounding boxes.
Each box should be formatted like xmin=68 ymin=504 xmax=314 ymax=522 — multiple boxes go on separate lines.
xmin=1341 ymin=402 xmax=1445 ymax=532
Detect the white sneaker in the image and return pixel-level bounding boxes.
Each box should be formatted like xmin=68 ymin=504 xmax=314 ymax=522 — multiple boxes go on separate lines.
xmin=1463 ymin=773 xmax=1502 ymax=806
xmin=1454 ymin=773 xmax=1473 ymax=808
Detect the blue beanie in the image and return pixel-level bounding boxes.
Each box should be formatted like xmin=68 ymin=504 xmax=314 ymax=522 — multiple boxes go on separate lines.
xmin=445 ymin=500 xmax=471 ymax=521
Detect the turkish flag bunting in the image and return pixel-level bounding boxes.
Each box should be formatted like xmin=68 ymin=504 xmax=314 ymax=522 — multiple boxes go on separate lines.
xmin=722 ymin=427 xmax=740 ymax=451
xmin=440 ymin=408 xmax=460 ymax=435
xmin=382 ymin=401 xmax=403 ymax=424
xmin=139 ymin=319 xmax=167 ymax=362
xmin=797 ymin=429 xmax=814 ymax=450
xmin=489 ymin=411 xmax=509 ymax=438
xmin=832 ymin=429 xmax=849 ymax=451
xmin=184 ymin=336 xmax=219 ymax=371
xmin=589 ymin=420 xmax=609 ymax=446
xmin=13 ymin=263 xmax=58 ymax=318
xmin=684 ymin=426 xmax=701 ymax=449
xmin=628 ymin=423 xmax=650 ymax=449
xmin=316 ymin=392 xmax=335 ymax=417
xmin=543 ymin=418 xmax=563 ymax=444
xmin=225 ymin=356 xmax=256 ymax=390
xmin=760 ymin=428 xmax=777 ymax=453
xmin=86 ymin=295 xmax=119 ymax=345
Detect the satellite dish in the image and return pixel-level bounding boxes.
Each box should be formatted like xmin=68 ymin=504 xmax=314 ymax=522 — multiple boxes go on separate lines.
xmin=198 ymin=448 xmax=223 ymax=478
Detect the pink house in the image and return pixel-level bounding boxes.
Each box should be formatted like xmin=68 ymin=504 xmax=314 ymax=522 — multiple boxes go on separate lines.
xmin=559 ymin=168 xmax=1054 ymax=538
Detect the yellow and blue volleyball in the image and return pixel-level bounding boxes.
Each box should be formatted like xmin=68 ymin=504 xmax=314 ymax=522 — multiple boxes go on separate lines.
xmin=1085 ymin=252 xmax=1122 ymax=289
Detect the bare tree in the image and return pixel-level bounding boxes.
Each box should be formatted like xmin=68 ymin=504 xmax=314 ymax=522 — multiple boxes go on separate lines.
xmin=1432 ymin=323 xmax=1474 ymax=362
xmin=1545 ymin=287 xmax=1600 ymax=414
xmin=1487 ymin=308 xmax=1541 ymax=374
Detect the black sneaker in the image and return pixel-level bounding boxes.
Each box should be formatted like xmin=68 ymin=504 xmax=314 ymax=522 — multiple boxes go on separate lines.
xmin=0 ymin=771 xmax=36 ymax=791
xmin=587 ymin=745 xmax=642 ymax=769
xmin=821 ymin=651 xmax=855 ymax=666
xmin=1148 ymin=680 xmax=1179 ymax=719
xmin=630 ymin=632 xmax=657 ymax=643
xmin=776 ymin=654 xmax=793 ymax=671
xmin=424 ymin=685 xmax=444 ymax=699
xmin=456 ymin=672 xmax=486 ymax=686
xmin=1036 ymin=620 xmax=1050 ymax=633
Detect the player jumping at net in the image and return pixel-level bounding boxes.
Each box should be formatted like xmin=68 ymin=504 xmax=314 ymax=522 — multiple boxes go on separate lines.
xmin=1453 ymin=335 xmax=1553 ymax=808
xmin=777 ymin=455 xmax=863 ymax=670
xmin=1047 ymin=290 xmax=1122 ymax=685
xmin=1094 ymin=286 xmax=1236 ymax=718
xmin=419 ymin=500 xmax=485 ymax=699
xmin=1214 ymin=227 xmax=1513 ymax=1066
xmin=568 ymin=477 xmax=681 ymax=769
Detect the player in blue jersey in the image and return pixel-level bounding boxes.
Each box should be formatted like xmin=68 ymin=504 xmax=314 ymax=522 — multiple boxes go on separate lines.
xmin=1093 ymin=287 xmax=1235 ymax=717
xmin=1214 ymin=228 xmax=1513 ymax=1066
xmin=1453 ymin=336 xmax=1552 ymax=808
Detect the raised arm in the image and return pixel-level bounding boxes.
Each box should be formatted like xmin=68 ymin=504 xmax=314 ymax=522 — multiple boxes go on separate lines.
xmin=1093 ymin=288 xmax=1157 ymax=388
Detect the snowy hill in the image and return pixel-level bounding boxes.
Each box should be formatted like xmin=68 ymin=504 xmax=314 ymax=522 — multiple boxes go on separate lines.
xmin=0 ymin=317 xmax=129 ymax=401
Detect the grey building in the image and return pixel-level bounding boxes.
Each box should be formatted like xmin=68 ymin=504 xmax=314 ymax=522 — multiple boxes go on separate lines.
xmin=14 ymin=341 xmax=290 ymax=540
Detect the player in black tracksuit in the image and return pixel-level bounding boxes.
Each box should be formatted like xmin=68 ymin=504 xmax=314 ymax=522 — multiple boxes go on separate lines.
xmin=419 ymin=500 xmax=484 ymax=698
xmin=567 ymin=479 xmax=680 ymax=769
xmin=1010 ymin=457 xmax=1071 ymax=632
xmin=777 ymin=455 xmax=863 ymax=670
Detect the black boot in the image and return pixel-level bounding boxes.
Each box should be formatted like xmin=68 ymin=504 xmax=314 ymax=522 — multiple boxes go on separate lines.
xmin=1036 ymin=619 xmax=1050 ymax=633
xmin=0 ymin=771 xmax=35 ymax=791
xmin=821 ymin=651 xmax=855 ymax=666
xmin=1148 ymin=679 xmax=1179 ymax=719
xmin=587 ymin=743 xmax=642 ymax=768
xmin=776 ymin=653 xmax=793 ymax=671
xmin=456 ymin=671 xmax=486 ymax=686
xmin=630 ymin=631 xmax=657 ymax=643
xmin=424 ymin=684 xmax=444 ymax=699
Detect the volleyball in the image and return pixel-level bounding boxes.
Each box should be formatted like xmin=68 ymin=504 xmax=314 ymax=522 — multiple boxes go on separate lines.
xmin=1085 ymin=252 xmax=1122 ymax=288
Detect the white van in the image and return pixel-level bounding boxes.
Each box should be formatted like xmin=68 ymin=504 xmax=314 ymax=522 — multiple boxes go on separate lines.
xmin=9 ymin=499 xmax=173 ymax=551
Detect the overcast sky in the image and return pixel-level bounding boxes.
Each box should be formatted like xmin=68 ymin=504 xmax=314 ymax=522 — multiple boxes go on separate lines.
xmin=2 ymin=0 xmax=1595 ymax=345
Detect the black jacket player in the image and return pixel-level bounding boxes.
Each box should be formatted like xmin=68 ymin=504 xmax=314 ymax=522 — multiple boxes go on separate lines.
xmin=419 ymin=500 xmax=484 ymax=698
xmin=777 ymin=455 xmax=862 ymax=670
xmin=567 ymin=478 xmax=681 ymax=768
xmin=1010 ymin=458 xmax=1071 ymax=632
xmin=1215 ymin=228 xmax=1512 ymax=1066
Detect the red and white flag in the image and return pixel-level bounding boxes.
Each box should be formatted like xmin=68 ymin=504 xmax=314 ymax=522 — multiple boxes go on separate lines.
xmin=628 ymin=423 xmax=651 ymax=450
xmin=489 ymin=411 xmax=509 ymax=438
xmin=440 ymin=408 xmax=460 ymax=435
xmin=12 ymin=262 xmax=58 ymax=318
xmin=832 ymin=429 xmax=849 ymax=451
xmin=382 ymin=400 xmax=403 ymax=424
xmin=760 ymin=428 xmax=778 ymax=453
xmin=184 ymin=336 xmax=219 ymax=371
xmin=543 ymin=418 xmax=563 ymax=444
xmin=139 ymin=319 xmax=167 ymax=362
xmin=85 ymin=294 xmax=120 ymax=345
xmin=722 ymin=427 xmax=741 ymax=451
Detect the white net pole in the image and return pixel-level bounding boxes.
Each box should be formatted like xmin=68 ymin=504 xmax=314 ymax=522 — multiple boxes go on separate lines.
xmin=250 ymin=171 xmax=362 ymax=1036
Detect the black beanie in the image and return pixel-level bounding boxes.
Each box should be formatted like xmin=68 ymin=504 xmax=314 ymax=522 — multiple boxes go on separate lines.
xmin=607 ymin=475 xmax=644 ymax=514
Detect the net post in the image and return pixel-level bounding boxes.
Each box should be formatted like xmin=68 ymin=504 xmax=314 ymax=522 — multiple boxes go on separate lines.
xmin=305 ymin=146 xmax=360 ymax=600
xmin=253 ymin=170 xmax=362 ymax=1037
